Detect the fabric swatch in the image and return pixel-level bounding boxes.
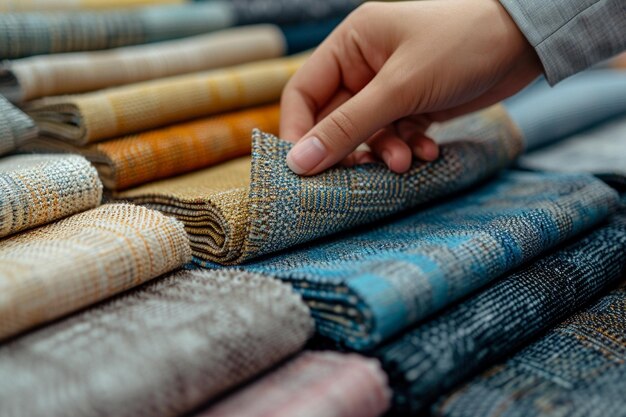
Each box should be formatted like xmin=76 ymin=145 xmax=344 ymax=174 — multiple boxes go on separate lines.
xmin=0 ymin=154 xmax=102 ymax=238
xmin=198 ymin=351 xmax=390 ymax=417
xmin=0 ymin=269 xmax=313 ymax=417
xmin=435 ymin=283 xmax=626 ymax=417
xmin=26 ymin=55 xmax=305 ymax=144
xmin=0 ymin=95 xmax=37 ymax=155
xmin=20 ymin=104 xmax=280 ymax=191
xmin=229 ymin=0 xmax=360 ymax=25
xmin=376 ymin=208 xmax=626 ymax=414
xmin=118 ymin=105 xmax=523 ymax=265
xmin=0 ymin=0 xmax=184 ymax=11
xmin=0 ymin=203 xmax=190 ymax=341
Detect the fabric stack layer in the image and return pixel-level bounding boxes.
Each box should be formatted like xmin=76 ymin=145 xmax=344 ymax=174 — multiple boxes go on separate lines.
xmin=25 ymin=54 xmax=306 ymax=144
xmin=198 ymin=351 xmax=391 ymax=417
xmin=0 ymin=154 xmax=102 ymax=238
xmin=0 ymin=95 xmax=38 ymax=155
xmin=118 ymin=105 xmax=524 ymax=265
xmin=376 ymin=208 xmax=626 ymax=414
xmin=0 ymin=0 xmax=184 ymax=11
xmin=228 ymin=0 xmax=361 ymax=25
xmin=0 ymin=269 xmax=314 ymax=417
xmin=0 ymin=203 xmax=190 ymax=341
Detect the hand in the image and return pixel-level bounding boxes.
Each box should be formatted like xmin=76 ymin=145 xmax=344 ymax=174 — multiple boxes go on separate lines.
xmin=280 ymin=0 xmax=542 ymax=175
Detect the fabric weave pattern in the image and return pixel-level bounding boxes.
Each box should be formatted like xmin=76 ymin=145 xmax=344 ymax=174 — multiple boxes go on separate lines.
xmin=0 ymin=95 xmax=37 ymax=155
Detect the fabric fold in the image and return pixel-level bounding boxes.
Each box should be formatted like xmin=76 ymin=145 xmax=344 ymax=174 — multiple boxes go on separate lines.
xmin=0 ymin=95 xmax=38 ymax=155
xmin=0 ymin=204 xmax=191 ymax=341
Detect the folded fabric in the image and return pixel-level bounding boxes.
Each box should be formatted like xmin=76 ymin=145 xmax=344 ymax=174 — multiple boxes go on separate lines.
xmin=229 ymin=0 xmax=361 ymax=25
xmin=198 ymin=352 xmax=390 ymax=417
xmin=376 ymin=208 xmax=626 ymax=414
xmin=26 ymin=55 xmax=305 ymax=144
xmin=0 ymin=95 xmax=37 ymax=155
xmin=435 ymin=282 xmax=626 ymax=417
xmin=20 ymin=104 xmax=280 ymax=191
xmin=0 ymin=0 xmax=184 ymax=11
xmin=0 ymin=204 xmax=190 ymax=341
xmin=0 ymin=154 xmax=102 ymax=238
xmin=0 ymin=3 xmax=236 ymax=59
xmin=0 ymin=269 xmax=313 ymax=417
xmin=118 ymin=106 xmax=523 ymax=265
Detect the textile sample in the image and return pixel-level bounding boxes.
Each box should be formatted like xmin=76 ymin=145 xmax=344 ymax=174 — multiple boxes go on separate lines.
xmin=0 ymin=0 xmax=183 ymax=11
xmin=376 ymin=208 xmax=626 ymax=414
xmin=0 ymin=154 xmax=102 ymax=238
xmin=0 ymin=95 xmax=37 ymax=155
xmin=118 ymin=105 xmax=523 ymax=265
xmin=229 ymin=0 xmax=361 ymax=25
xmin=25 ymin=55 xmax=306 ymax=144
xmin=0 ymin=269 xmax=313 ymax=417
xmin=198 ymin=352 xmax=390 ymax=417
xmin=435 ymin=283 xmax=626 ymax=417
xmin=20 ymin=104 xmax=280 ymax=191
xmin=0 ymin=204 xmax=190 ymax=341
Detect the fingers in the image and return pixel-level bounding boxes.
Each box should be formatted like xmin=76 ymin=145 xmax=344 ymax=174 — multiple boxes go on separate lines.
xmin=395 ymin=116 xmax=439 ymax=161
xmin=367 ymin=128 xmax=413 ymax=173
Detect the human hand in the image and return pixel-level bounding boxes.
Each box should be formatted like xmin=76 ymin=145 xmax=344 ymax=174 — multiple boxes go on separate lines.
xmin=280 ymin=0 xmax=542 ymax=175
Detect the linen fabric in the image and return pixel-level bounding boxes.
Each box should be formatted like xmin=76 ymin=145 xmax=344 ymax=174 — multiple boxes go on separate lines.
xmin=119 ymin=105 xmax=523 ymax=265
xmin=376 ymin=208 xmax=626 ymax=414
xmin=198 ymin=352 xmax=391 ymax=417
xmin=0 ymin=0 xmax=184 ymax=11
xmin=229 ymin=0 xmax=361 ymax=25
xmin=26 ymin=55 xmax=305 ymax=144
xmin=0 ymin=204 xmax=190 ymax=341
xmin=0 ymin=95 xmax=37 ymax=155
xmin=435 ymin=283 xmax=626 ymax=417
xmin=0 ymin=154 xmax=102 ymax=238
xmin=0 ymin=269 xmax=313 ymax=417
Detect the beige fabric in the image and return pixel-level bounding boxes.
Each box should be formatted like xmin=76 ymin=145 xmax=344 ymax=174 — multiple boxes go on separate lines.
xmin=0 ymin=0 xmax=184 ymax=11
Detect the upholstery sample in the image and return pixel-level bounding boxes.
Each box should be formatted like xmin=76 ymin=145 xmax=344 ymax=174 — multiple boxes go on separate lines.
xmin=0 ymin=154 xmax=102 ymax=238
xmin=198 ymin=351 xmax=391 ymax=417
xmin=118 ymin=107 xmax=523 ymax=265
xmin=435 ymin=283 xmax=626 ymax=417
xmin=376 ymin=208 xmax=626 ymax=414
xmin=25 ymin=55 xmax=305 ymax=144
xmin=0 ymin=204 xmax=191 ymax=341
xmin=0 ymin=0 xmax=184 ymax=11
xmin=229 ymin=0 xmax=360 ymax=25
xmin=0 ymin=95 xmax=37 ymax=155
xmin=0 ymin=269 xmax=313 ymax=417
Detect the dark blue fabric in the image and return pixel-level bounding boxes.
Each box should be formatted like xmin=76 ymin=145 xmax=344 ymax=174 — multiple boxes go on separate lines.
xmin=280 ymin=17 xmax=343 ymax=54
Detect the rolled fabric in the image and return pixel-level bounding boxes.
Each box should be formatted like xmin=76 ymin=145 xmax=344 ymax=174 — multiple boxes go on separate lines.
xmin=25 ymin=54 xmax=306 ymax=144
xmin=0 ymin=269 xmax=313 ymax=417
xmin=0 ymin=154 xmax=102 ymax=238
xmin=0 ymin=0 xmax=185 ymax=11
xmin=229 ymin=0 xmax=361 ymax=25
xmin=0 ymin=204 xmax=191 ymax=341
xmin=198 ymin=352 xmax=391 ymax=417
xmin=0 ymin=95 xmax=37 ymax=155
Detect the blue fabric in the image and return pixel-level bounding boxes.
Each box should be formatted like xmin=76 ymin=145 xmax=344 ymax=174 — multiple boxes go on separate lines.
xmin=228 ymin=0 xmax=360 ymax=25
xmin=280 ymin=17 xmax=343 ymax=54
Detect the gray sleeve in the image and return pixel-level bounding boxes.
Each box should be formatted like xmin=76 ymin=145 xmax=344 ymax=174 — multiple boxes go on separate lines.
xmin=499 ymin=0 xmax=626 ymax=84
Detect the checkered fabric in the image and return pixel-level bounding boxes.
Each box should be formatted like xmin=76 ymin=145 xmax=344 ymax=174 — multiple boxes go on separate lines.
xmin=0 ymin=95 xmax=37 ymax=155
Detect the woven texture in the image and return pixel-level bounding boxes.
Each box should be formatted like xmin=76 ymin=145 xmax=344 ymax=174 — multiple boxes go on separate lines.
xmin=0 ymin=269 xmax=313 ymax=417
xmin=229 ymin=0 xmax=360 ymax=24
xmin=376 ymin=209 xmax=626 ymax=414
xmin=0 ymin=203 xmax=190 ymax=341
xmin=119 ymin=106 xmax=523 ymax=265
xmin=26 ymin=55 xmax=305 ymax=144
xmin=435 ymin=283 xmax=626 ymax=417
xmin=0 ymin=0 xmax=184 ymax=11
xmin=198 ymin=352 xmax=390 ymax=417
xmin=0 ymin=154 xmax=102 ymax=238
xmin=0 ymin=95 xmax=37 ymax=155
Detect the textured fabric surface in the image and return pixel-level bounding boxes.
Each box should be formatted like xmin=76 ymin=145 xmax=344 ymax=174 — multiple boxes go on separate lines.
xmin=0 ymin=269 xmax=313 ymax=417
xmin=26 ymin=55 xmax=305 ymax=144
xmin=21 ymin=104 xmax=280 ymax=191
xmin=376 ymin=209 xmax=626 ymax=414
xmin=119 ymin=106 xmax=523 ymax=265
xmin=0 ymin=0 xmax=184 ymax=11
xmin=0 ymin=25 xmax=286 ymax=103
xmin=0 ymin=204 xmax=190 ymax=341
xmin=229 ymin=0 xmax=360 ymax=25
xmin=0 ymin=95 xmax=37 ymax=155
xmin=435 ymin=282 xmax=626 ymax=417
xmin=0 ymin=154 xmax=102 ymax=238
xmin=198 ymin=351 xmax=390 ymax=417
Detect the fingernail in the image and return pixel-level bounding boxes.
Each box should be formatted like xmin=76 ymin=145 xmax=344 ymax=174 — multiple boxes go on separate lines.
xmin=287 ymin=136 xmax=326 ymax=174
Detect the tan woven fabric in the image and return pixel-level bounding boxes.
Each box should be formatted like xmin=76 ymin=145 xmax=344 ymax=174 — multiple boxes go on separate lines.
xmin=0 ymin=154 xmax=102 ymax=238
xmin=1 ymin=25 xmax=286 ymax=102
xmin=0 ymin=203 xmax=191 ymax=341
xmin=0 ymin=269 xmax=313 ymax=417
xmin=25 ymin=54 xmax=306 ymax=144
xmin=0 ymin=0 xmax=184 ymax=11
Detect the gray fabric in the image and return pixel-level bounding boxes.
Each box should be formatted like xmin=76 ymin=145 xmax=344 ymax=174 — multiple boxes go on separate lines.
xmin=0 ymin=95 xmax=37 ymax=155
xmin=499 ymin=0 xmax=626 ymax=84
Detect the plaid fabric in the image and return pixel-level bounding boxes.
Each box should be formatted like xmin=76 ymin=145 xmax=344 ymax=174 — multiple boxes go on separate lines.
xmin=0 ymin=154 xmax=102 ymax=238
xmin=198 ymin=351 xmax=390 ymax=417
xmin=20 ymin=104 xmax=280 ymax=191
xmin=435 ymin=282 xmax=626 ymax=417
xmin=0 ymin=0 xmax=184 ymax=11
xmin=229 ymin=0 xmax=360 ymax=25
xmin=0 ymin=269 xmax=313 ymax=417
xmin=119 ymin=106 xmax=523 ymax=265
xmin=0 ymin=204 xmax=190 ymax=341
xmin=376 ymin=208 xmax=626 ymax=414
xmin=0 ymin=95 xmax=37 ymax=155
xmin=25 ymin=55 xmax=305 ymax=144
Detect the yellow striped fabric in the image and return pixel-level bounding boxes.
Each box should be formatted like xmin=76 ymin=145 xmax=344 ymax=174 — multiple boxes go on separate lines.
xmin=0 ymin=0 xmax=185 ymax=11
